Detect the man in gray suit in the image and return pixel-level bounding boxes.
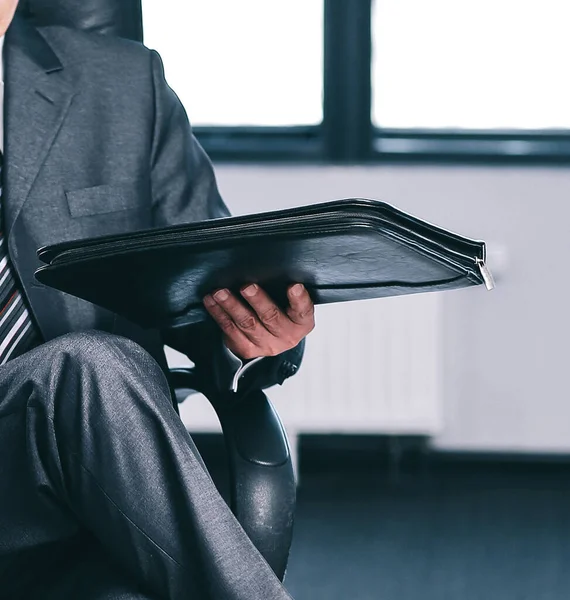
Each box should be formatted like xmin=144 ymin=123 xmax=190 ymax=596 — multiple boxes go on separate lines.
xmin=0 ymin=2 xmax=314 ymax=598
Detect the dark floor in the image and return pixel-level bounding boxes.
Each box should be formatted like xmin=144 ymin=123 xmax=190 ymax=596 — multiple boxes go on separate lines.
xmin=195 ymin=435 xmax=570 ymax=600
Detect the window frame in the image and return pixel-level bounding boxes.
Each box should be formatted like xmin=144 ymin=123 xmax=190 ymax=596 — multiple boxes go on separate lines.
xmin=188 ymin=0 xmax=570 ymax=164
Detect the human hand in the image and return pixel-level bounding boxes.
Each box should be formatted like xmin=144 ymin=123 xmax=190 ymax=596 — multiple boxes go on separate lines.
xmin=203 ymin=283 xmax=315 ymax=360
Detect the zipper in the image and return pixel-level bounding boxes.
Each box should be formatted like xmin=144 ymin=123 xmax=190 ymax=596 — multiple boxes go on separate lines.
xmin=475 ymin=258 xmax=495 ymax=291
xmin=48 ymin=209 xmax=491 ymax=288
xmin=51 ymin=210 xmax=480 ymax=263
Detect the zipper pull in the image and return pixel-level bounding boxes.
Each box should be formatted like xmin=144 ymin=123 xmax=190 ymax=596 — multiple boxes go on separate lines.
xmin=476 ymin=258 xmax=495 ymax=291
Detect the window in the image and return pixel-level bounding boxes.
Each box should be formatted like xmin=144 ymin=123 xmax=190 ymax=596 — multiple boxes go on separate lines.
xmin=142 ymin=0 xmax=324 ymax=127
xmin=141 ymin=0 xmax=570 ymax=162
xmin=372 ymin=0 xmax=570 ymax=130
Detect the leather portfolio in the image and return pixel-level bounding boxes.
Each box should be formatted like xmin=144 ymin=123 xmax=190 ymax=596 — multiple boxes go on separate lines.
xmin=35 ymin=199 xmax=494 ymax=329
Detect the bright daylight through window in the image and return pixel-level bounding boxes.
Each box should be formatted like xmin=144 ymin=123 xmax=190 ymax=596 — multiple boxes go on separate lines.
xmin=142 ymin=0 xmax=324 ymax=127
xmin=372 ymin=0 xmax=570 ymax=130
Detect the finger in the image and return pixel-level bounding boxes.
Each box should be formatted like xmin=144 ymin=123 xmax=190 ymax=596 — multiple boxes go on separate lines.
xmin=203 ymin=295 xmax=260 ymax=359
xmin=240 ymin=284 xmax=287 ymax=337
xmin=286 ymin=284 xmax=315 ymax=328
xmin=210 ymin=288 xmax=271 ymax=345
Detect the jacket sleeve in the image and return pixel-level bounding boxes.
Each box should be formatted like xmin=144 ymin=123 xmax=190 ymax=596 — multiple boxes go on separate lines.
xmin=147 ymin=49 xmax=304 ymax=393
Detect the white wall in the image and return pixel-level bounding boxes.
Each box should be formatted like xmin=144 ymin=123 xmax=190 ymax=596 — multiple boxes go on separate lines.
xmin=211 ymin=164 xmax=570 ymax=453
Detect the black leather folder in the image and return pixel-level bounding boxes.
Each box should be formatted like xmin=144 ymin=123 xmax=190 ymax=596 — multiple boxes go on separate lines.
xmin=35 ymin=199 xmax=494 ymax=329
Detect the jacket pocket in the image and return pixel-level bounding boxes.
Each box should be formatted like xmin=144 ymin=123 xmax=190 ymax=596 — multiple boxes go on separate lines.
xmin=65 ymin=184 xmax=139 ymax=218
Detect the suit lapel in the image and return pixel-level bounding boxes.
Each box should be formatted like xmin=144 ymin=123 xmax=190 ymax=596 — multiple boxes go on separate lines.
xmin=3 ymin=16 xmax=76 ymax=237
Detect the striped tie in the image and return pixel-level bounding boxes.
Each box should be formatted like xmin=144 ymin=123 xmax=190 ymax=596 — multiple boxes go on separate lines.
xmin=0 ymin=153 xmax=41 ymax=364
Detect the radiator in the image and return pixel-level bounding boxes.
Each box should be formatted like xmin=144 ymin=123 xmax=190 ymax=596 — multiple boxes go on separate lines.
xmin=173 ymin=293 xmax=443 ymax=439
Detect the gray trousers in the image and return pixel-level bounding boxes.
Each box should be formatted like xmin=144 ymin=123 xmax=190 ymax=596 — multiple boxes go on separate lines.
xmin=0 ymin=331 xmax=292 ymax=600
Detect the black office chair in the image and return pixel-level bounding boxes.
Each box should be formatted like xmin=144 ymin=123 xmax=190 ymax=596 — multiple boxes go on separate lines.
xmin=17 ymin=0 xmax=296 ymax=582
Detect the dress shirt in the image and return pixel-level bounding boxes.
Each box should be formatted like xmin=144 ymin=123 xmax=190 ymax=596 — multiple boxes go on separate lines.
xmin=0 ymin=35 xmax=5 ymax=153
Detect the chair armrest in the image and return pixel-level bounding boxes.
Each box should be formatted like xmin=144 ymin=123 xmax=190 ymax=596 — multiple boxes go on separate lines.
xmin=170 ymin=367 xmax=296 ymax=581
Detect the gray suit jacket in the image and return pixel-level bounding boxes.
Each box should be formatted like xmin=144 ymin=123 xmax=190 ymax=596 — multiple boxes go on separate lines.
xmin=4 ymin=16 xmax=303 ymax=390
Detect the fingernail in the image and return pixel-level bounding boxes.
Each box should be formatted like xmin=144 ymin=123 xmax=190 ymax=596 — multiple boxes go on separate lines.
xmin=214 ymin=289 xmax=229 ymax=302
xmin=291 ymin=284 xmax=304 ymax=297
xmin=203 ymin=295 xmax=216 ymax=307
xmin=242 ymin=284 xmax=258 ymax=297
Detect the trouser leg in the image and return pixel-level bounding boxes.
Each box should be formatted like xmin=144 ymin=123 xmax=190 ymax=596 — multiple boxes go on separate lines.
xmin=41 ymin=537 xmax=157 ymax=600
xmin=0 ymin=331 xmax=292 ymax=600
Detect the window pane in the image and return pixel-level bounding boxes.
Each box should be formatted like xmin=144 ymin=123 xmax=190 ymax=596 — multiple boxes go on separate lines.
xmin=142 ymin=0 xmax=324 ymax=127
xmin=372 ymin=0 xmax=570 ymax=129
